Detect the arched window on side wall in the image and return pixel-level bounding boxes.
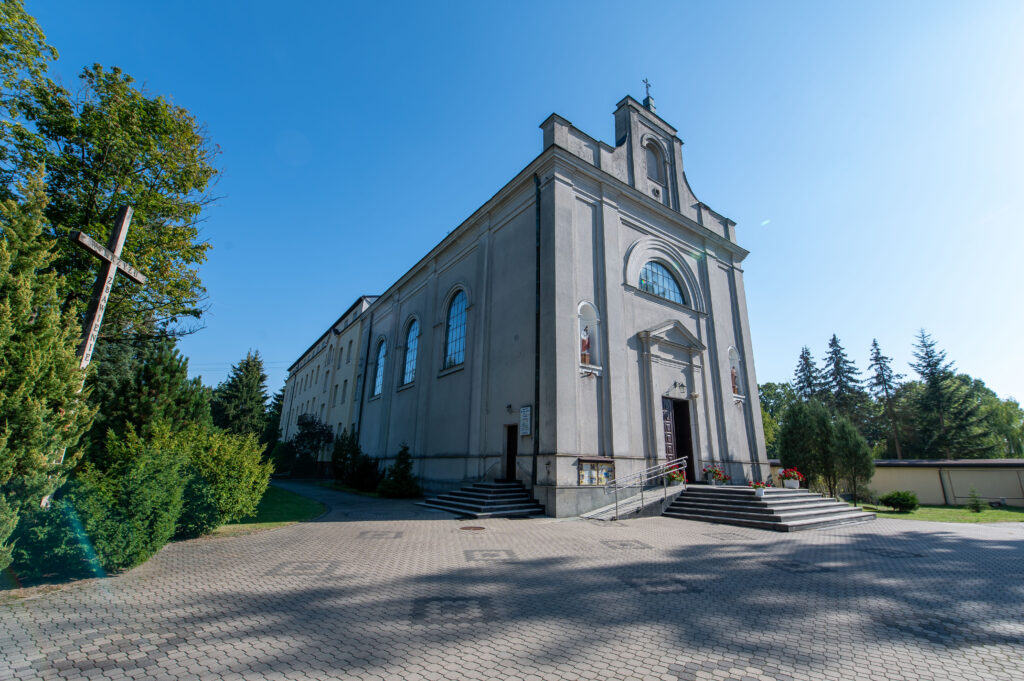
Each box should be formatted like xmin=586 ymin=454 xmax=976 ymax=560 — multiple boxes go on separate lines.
xmin=372 ymin=340 xmax=386 ymax=396
xmin=645 ymin=143 xmax=665 ymax=184
xmin=402 ymin=319 xmax=419 ymax=385
xmin=443 ymin=291 xmax=467 ymax=369
xmin=639 ymin=261 xmax=686 ymax=305
xmin=579 ymin=302 xmax=600 ymax=367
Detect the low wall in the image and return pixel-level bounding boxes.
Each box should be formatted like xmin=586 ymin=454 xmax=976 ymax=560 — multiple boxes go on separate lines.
xmin=872 ymin=460 xmax=1024 ymax=507
xmin=767 ymin=458 xmax=1024 ymax=507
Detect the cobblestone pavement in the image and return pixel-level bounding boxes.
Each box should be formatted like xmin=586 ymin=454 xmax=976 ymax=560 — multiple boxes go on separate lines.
xmin=3 ymin=481 xmax=1023 ymax=681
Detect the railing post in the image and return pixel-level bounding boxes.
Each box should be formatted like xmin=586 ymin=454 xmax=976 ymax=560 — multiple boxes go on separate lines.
xmin=614 ymin=486 xmax=619 ymax=520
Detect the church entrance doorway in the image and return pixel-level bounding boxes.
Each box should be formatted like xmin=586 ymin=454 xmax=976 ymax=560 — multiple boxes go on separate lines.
xmin=661 ymin=397 xmax=696 ymax=482
xmin=503 ymin=425 xmax=518 ymax=481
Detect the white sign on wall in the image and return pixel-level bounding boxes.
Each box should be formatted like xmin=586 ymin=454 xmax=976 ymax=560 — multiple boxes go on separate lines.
xmin=519 ymin=406 xmax=532 ymax=436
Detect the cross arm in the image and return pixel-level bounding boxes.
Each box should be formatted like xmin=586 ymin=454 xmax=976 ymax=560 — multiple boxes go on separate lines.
xmin=69 ymin=231 xmax=147 ymax=285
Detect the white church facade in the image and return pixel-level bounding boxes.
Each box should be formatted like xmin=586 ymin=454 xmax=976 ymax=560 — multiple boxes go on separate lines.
xmin=281 ymin=94 xmax=768 ymax=517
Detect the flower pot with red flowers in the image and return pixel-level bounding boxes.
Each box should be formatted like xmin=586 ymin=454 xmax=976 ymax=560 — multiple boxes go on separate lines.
xmin=748 ymin=481 xmax=768 ymax=498
xmin=779 ymin=468 xmax=805 ymax=489
xmin=702 ymin=464 xmax=730 ymax=486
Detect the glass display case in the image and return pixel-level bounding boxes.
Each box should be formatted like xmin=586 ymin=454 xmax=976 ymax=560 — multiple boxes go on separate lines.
xmin=578 ymin=458 xmax=615 ymax=486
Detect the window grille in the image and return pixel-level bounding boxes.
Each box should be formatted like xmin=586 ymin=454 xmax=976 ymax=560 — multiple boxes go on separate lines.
xmin=444 ymin=291 xmax=467 ymax=369
xmin=638 ymin=261 xmax=685 ymax=305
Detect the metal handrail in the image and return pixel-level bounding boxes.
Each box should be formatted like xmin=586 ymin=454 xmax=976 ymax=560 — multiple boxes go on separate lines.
xmin=603 ymin=458 xmax=687 ymax=520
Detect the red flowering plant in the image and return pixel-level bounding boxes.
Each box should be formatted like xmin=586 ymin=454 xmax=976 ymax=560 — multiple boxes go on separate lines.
xmin=778 ymin=468 xmax=805 ymax=482
xmin=665 ymin=462 xmax=686 ymax=483
xmin=748 ymin=481 xmax=768 ymax=489
xmin=702 ymin=464 xmax=730 ymax=483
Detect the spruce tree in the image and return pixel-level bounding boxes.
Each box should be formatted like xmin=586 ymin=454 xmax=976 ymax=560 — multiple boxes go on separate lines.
xmin=910 ymin=330 xmax=998 ymax=459
xmin=211 ymin=350 xmax=269 ymax=437
xmin=823 ymin=334 xmax=866 ymax=420
xmin=792 ymin=346 xmax=821 ymax=400
xmin=262 ymin=387 xmax=284 ymax=449
xmin=867 ymin=339 xmax=904 ymax=459
xmin=85 ymin=338 xmax=210 ymax=460
xmin=0 ymin=175 xmax=93 ymax=569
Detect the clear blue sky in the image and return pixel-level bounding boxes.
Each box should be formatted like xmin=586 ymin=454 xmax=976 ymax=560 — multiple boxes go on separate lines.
xmin=30 ymin=1 xmax=1024 ymax=401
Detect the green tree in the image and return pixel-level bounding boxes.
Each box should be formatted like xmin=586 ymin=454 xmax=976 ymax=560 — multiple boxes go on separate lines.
xmin=834 ymin=416 xmax=874 ymax=503
xmin=822 ymin=334 xmax=867 ymax=421
xmin=20 ymin=63 xmax=219 ymax=337
xmin=867 ymin=339 xmax=904 ymax=459
xmin=262 ymin=387 xmax=284 ymax=449
xmin=377 ymin=443 xmax=421 ymax=498
xmin=0 ymin=0 xmax=55 ymax=195
xmin=759 ymin=381 xmax=797 ymax=422
xmin=983 ymin=396 xmax=1024 ymax=457
xmin=211 ymin=350 xmax=269 ymax=437
xmin=84 ymin=338 xmax=210 ymax=460
xmin=761 ymin=405 xmax=779 ymax=458
xmin=0 ymin=175 xmax=93 ymax=569
xmin=791 ymin=346 xmax=822 ymax=400
xmin=292 ymin=414 xmax=333 ymax=477
xmin=910 ymin=330 xmax=998 ymax=459
xmin=778 ymin=399 xmax=835 ymax=493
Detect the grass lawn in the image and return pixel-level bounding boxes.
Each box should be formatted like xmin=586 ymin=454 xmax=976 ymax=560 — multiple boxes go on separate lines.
xmin=214 ymin=484 xmax=326 ymax=536
xmin=861 ymin=503 xmax=1024 ymax=523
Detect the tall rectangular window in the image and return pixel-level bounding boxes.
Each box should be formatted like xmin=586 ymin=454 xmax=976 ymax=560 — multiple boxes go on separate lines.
xmin=341 ymin=380 xmax=348 ymax=403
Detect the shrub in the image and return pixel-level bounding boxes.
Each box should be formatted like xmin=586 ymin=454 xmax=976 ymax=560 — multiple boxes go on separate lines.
xmin=349 ymin=452 xmax=384 ymax=492
xmin=966 ymin=488 xmax=984 ymax=513
xmin=292 ymin=415 xmax=333 ymax=477
xmin=8 ymin=499 xmax=97 ymax=581
xmin=175 ymin=426 xmax=272 ymax=524
xmin=66 ymin=426 xmax=187 ymax=572
xmin=332 ymin=429 xmax=356 ymax=481
xmin=879 ymin=490 xmax=919 ymax=512
xmin=377 ymin=443 xmax=421 ymax=498
xmin=175 ymin=467 xmax=220 ymax=539
xmin=271 ymin=440 xmax=297 ymax=476
xmin=331 ymin=429 xmax=383 ymax=492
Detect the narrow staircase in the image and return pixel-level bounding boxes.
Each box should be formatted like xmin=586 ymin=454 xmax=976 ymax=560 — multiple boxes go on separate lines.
xmin=418 ymin=480 xmax=545 ymax=518
xmin=663 ymin=486 xmax=874 ymax=531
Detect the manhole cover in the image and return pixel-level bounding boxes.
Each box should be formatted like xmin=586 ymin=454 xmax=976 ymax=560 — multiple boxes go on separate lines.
xmin=460 ymin=526 xmax=486 ymax=531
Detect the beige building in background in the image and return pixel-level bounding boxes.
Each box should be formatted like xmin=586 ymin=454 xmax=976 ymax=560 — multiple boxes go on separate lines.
xmin=282 ymin=94 xmax=768 ymax=516
xmin=281 ymin=296 xmax=375 ymax=461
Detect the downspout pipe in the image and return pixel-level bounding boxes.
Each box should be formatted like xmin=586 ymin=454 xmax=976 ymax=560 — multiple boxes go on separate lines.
xmin=355 ymin=311 xmax=374 ymax=444
xmin=532 ymin=173 xmax=541 ymax=487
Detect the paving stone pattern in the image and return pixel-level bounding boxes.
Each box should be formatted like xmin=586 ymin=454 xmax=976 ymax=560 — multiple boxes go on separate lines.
xmin=2 ymin=481 xmax=1023 ymax=681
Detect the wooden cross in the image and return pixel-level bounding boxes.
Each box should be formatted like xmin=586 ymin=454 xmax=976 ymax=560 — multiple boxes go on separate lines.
xmin=643 ymin=78 xmax=652 ymax=98
xmin=70 ymin=205 xmax=147 ymax=369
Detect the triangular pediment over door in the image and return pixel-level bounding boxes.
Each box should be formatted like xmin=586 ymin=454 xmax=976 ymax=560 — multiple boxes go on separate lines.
xmin=641 ymin=319 xmax=706 ymax=355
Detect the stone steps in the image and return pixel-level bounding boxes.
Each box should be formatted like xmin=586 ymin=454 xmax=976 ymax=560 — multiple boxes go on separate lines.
xmin=418 ymin=480 xmax=545 ymax=518
xmin=663 ymin=486 xmax=875 ymax=532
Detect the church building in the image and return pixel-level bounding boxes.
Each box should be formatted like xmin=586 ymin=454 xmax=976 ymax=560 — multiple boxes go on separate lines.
xmin=281 ymin=93 xmax=768 ymax=517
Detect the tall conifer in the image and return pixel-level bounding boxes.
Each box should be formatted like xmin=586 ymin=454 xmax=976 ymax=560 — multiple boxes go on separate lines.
xmin=791 ymin=346 xmax=821 ymax=400
xmin=910 ymin=330 xmax=997 ymax=459
xmin=211 ymin=350 xmax=269 ymax=437
xmin=0 ymin=175 xmax=93 ymax=569
xmin=867 ymin=339 xmax=904 ymax=459
xmin=823 ymin=334 xmax=864 ymax=419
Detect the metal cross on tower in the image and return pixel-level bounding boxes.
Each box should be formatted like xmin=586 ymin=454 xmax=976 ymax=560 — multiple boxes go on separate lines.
xmin=70 ymin=205 xmax=147 ymax=369
xmin=642 ymin=78 xmax=652 ymax=98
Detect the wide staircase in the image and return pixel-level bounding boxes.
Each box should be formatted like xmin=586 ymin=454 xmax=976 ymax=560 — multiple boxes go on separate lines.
xmin=663 ymin=485 xmax=875 ymax=531
xmin=419 ymin=480 xmax=545 ymax=518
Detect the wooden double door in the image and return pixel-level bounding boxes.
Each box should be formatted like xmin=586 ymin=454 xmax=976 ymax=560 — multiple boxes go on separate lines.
xmin=661 ymin=397 xmax=696 ymax=482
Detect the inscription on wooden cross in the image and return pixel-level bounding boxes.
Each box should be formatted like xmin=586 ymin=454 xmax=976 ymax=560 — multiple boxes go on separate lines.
xmin=70 ymin=206 xmax=147 ymax=369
